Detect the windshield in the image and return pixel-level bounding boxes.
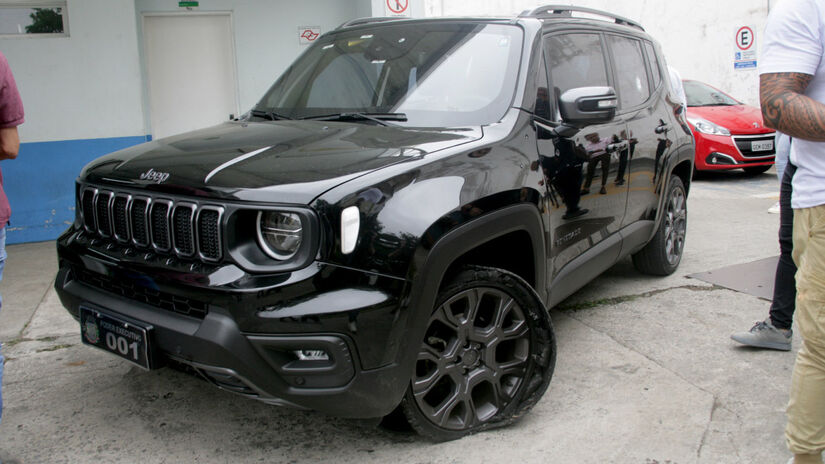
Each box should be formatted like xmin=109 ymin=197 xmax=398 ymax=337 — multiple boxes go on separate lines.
xmin=684 ymin=80 xmax=742 ymax=107
xmin=253 ymin=22 xmax=524 ymax=127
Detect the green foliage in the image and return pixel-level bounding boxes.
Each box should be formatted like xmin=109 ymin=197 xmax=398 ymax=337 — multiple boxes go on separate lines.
xmin=25 ymin=8 xmax=63 ymax=34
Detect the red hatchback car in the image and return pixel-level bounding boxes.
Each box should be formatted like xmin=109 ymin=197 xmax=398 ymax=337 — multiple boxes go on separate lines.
xmin=684 ymin=80 xmax=776 ymax=174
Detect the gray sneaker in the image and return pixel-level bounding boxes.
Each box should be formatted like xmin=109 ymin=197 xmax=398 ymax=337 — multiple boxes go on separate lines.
xmin=731 ymin=319 xmax=792 ymax=351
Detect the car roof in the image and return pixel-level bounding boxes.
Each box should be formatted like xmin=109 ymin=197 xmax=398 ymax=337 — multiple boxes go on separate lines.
xmin=338 ymin=5 xmax=645 ymax=34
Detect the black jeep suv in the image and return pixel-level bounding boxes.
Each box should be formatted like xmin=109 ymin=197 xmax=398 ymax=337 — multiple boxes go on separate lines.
xmin=55 ymin=5 xmax=693 ymax=441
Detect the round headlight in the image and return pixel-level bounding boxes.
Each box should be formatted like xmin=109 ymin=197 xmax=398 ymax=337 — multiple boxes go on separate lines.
xmin=256 ymin=211 xmax=303 ymax=260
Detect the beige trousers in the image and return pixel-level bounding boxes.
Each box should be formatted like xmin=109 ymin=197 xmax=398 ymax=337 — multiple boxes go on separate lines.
xmin=787 ymin=204 xmax=825 ymax=459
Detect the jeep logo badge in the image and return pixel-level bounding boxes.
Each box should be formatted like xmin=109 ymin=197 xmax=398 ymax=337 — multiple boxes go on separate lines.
xmin=139 ymin=168 xmax=170 ymax=184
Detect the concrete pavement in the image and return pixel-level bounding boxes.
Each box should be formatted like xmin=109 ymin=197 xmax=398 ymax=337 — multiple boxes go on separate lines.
xmin=0 ymin=169 xmax=796 ymax=463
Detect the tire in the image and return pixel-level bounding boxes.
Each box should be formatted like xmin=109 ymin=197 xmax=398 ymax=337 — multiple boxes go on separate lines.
xmin=632 ymin=175 xmax=687 ymax=276
xmin=399 ymin=265 xmax=556 ymax=442
xmin=742 ymin=165 xmax=772 ymax=176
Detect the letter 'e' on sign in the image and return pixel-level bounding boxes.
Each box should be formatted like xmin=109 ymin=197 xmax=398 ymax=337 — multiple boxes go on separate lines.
xmin=298 ymin=26 xmax=321 ymax=45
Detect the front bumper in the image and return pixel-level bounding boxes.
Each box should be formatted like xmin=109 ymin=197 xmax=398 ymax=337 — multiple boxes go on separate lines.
xmin=693 ymin=132 xmax=775 ymax=171
xmin=55 ymin=232 xmax=414 ymax=418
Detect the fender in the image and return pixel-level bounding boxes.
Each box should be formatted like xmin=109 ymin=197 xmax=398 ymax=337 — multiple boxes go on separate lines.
xmin=647 ymin=141 xmax=693 ymax=243
xmin=389 ymin=202 xmax=548 ymax=390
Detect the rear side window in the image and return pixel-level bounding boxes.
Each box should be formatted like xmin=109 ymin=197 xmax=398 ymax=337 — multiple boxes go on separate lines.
xmin=643 ymin=41 xmax=662 ymax=89
xmin=608 ymin=35 xmax=650 ymax=109
xmin=545 ymin=33 xmax=609 ymax=101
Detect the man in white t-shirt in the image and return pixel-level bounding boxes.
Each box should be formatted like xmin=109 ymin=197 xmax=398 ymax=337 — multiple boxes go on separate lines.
xmin=761 ymin=1 xmax=825 ymax=462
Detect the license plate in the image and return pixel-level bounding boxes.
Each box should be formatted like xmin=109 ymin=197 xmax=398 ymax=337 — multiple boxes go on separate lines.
xmin=751 ymin=140 xmax=774 ymax=152
xmin=80 ymin=306 xmax=153 ymax=369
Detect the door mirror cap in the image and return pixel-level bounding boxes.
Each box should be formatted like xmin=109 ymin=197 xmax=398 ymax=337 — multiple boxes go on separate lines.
xmin=559 ymin=86 xmax=618 ymax=125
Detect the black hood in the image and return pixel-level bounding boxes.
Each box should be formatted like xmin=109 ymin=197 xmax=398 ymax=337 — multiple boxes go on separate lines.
xmin=82 ymin=121 xmax=480 ymax=204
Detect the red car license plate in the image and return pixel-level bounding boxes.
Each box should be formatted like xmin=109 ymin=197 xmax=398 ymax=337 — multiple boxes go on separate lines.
xmin=80 ymin=306 xmax=153 ymax=369
xmin=751 ymin=140 xmax=774 ymax=152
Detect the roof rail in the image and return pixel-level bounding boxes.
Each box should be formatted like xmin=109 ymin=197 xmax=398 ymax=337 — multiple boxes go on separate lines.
xmin=337 ymin=16 xmax=407 ymax=29
xmin=519 ymin=5 xmax=644 ymax=31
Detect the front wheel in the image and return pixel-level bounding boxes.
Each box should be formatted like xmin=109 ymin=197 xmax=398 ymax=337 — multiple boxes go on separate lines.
xmin=399 ymin=265 xmax=556 ymax=442
xmin=632 ymin=175 xmax=687 ymax=276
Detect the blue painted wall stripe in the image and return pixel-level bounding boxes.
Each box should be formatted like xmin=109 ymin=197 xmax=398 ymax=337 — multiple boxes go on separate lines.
xmin=4 ymin=135 xmax=150 ymax=245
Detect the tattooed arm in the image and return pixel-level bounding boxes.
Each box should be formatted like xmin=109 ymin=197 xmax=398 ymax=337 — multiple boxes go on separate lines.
xmin=760 ymin=72 xmax=825 ymax=141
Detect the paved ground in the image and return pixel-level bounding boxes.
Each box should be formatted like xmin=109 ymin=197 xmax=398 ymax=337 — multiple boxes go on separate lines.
xmin=0 ymin=169 xmax=797 ymax=463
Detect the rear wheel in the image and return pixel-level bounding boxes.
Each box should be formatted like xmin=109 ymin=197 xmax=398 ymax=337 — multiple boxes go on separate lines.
xmin=743 ymin=165 xmax=772 ymax=176
xmin=632 ymin=175 xmax=687 ymax=276
xmin=400 ymin=265 xmax=556 ymax=442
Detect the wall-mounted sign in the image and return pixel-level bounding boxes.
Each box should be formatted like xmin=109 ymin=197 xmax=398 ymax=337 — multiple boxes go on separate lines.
xmin=178 ymin=1 xmax=199 ymax=8
xmin=298 ymin=26 xmax=321 ymax=45
xmin=734 ymin=26 xmax=757 ymax=70
xmin=385 ymin=0 xmax=410 ymax=17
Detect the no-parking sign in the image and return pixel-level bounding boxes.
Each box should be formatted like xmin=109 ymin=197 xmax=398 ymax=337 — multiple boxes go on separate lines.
xmin=734 ymin=26 xmax=757 ymax=70
xmin=385 ymin=0 xmax=410 ymax=17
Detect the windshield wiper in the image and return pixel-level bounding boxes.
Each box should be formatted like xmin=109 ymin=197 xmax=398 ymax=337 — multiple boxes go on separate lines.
xmin=301 ymin=112 xmax=408 ymax=127
xmin=250 ymin=109 xmax=292 ymax=121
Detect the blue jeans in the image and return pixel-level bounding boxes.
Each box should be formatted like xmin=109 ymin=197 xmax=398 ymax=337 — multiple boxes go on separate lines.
xmin=0 ymin=227 xmax=7 ymax=424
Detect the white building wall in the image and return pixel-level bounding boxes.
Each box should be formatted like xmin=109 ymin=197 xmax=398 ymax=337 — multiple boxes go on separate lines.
xmin=1 ymin=0 xmax=145 ymax=143
xmin=135 ymin=0 xmax=371 ymax=114
xmin=424 ymin=0 xmax=771 ymax=107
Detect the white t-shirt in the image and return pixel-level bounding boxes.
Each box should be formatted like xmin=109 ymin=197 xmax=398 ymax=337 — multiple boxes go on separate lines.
xmin=760 ymin=0 xmax=825 ymax=208
xmin=667 ymin=66 xmax=687 ymax=107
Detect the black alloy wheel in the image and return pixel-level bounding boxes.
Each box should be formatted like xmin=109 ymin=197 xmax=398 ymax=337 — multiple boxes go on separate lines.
xmin=400 ymin=265 xmax=556 ymax=441
xmin=632 ymin=175 xmax=687 ymax=275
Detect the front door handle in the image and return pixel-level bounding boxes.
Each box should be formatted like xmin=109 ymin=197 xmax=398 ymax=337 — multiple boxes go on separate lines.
xmin=607 ymin=141 xmax=629 ymax=152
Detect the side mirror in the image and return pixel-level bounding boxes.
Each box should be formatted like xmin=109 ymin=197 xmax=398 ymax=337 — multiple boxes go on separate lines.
xmin=559 ymin=86 xmax=618 ymax=126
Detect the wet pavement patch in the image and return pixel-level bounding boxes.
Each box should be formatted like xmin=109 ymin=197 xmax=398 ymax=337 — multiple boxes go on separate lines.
xmin=688 ymin=256 xmax=778 ymax=300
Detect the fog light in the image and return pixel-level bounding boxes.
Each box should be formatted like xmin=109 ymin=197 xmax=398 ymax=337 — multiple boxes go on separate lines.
xmin=294 ymin=349 xmax=330 ymax=361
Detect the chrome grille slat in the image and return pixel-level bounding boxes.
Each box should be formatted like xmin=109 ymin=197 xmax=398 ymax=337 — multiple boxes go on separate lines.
xmin=151 ymin=200 xmax=172 ymax=252
xmin=81 ymin=188 xmax=97 ymax=232
xmin=112 ymin=194 xmax=131 ymax=242
xmin=172 ymin=203 xmax=196 ymax=257
xmin=197 ymin=207 xmax=223 ymax=262
xmin=78 ymin=186 xmax=223 ymax=264
xmin=130 ymin=197 xmax=151 ymax=247
xmin=95 ymin=191 xmax=114 ymax=237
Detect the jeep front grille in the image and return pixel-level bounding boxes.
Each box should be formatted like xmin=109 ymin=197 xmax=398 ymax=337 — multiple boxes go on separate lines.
xmin=80 ymin=187 xmax=223 ymax=262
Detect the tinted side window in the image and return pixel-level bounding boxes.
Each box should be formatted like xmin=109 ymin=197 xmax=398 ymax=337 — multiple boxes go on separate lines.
xmin=643 ymin=41 xmax=662 ymax=89
xmin=608 ymin=35 xmax=650 ymax=108
xmin=545 ymin=33 xmax=609 ymax=106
